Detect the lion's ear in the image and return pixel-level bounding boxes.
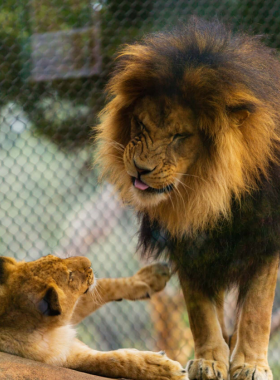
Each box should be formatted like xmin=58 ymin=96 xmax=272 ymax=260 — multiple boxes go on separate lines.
xmin=38 ymin=286 xmax=62 ymax=316
xmin=227 ymin=103 xmax=255 ymax=127
xmin=233 ymin=109 xmax=250 ymax=125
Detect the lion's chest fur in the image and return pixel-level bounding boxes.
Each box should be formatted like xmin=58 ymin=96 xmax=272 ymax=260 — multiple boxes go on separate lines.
xmin=139 ymin=173 xmax=280 ymax=297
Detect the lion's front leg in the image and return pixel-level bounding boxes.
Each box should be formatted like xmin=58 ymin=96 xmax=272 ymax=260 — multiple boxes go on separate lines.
xmin=181 ymin=279 xmax=229 ymax=380
xmin=230 ymin=257 xmax=278 ymax=380
xmin=66 ymin=339 xmax=187 ymax=380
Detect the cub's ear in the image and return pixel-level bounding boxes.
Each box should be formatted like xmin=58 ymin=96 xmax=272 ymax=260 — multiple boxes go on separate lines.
xmin=38 ymin=286 xmax=62 ymax=316
xmin=227 ymin=103 xmax=256 ymax=126
xmin=0 ymin=257 xmax=16 ymax=285
xmin=0 ymin=257 xmax=6 ymax=285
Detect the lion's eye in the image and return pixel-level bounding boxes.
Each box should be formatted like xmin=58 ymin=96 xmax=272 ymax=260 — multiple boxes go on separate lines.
xmin=140 ymin=121 xmax=145 ymax=131
xmin=136 ymin=118 xmax=146 ymax=132
xmin=173 ymin=133 xmax=193 ymax=141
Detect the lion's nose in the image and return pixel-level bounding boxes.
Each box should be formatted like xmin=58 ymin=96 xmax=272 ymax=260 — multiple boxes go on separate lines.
xmin=134 ymin=160 xmax=156 ymax=175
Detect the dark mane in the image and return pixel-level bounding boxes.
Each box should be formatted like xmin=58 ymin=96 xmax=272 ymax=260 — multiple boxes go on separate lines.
xmin=138 ymin=171 xmax=280 ymax=300
xmin=96 ymin=18 xmax=280 ymax=376
xmin=111 ymin=17 xmax=280 ymax=119
xmin=98 ymin=18 xmax=280 ymax=297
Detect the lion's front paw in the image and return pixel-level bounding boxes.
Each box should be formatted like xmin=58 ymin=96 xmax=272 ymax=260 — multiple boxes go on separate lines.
xmin=187 ymin=359 xmax=228 ymax=380
xmin=129 ymin=263 xmax=171 ymax=300
xmin=230 ymin=364 xmax=272 ymax=380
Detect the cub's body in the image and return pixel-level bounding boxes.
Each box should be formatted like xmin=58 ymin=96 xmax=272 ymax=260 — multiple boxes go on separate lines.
xmin=0 ymin=255 xmax=186 ymax=380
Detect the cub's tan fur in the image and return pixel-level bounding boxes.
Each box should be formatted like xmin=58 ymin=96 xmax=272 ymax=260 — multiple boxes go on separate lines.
xmin=0 ymin=255 xmax=187 ymax=380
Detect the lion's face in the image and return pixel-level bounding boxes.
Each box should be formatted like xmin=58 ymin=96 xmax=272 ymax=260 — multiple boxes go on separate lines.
xmin=123 ymin=96 xmax=202 ymax=207
xmin=96 ymin=23 xmax=280 ymax=236
xmin=0 ymin=255 xmax=94 ymax=327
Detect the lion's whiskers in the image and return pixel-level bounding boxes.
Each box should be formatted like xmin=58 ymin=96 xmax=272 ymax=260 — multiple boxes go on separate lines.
xmin=174 ymin=177 xmax=194 ymax=192
xmin=167 ymin=191 xmax=175 ymax=211
xmin=173 ymin=184 xmax=188 ymax=220
xmin=105 ymin=142 xmax=125 ymax=154
xmin=103 ymin=138 xmax=125 ymax=151
xmin=174 ymin=184 xmax=186 ymax=206
xmin=175 ymin=172 xmax=208 ymax=184
xmin=105 ymin=154 xmax=124 ymax=163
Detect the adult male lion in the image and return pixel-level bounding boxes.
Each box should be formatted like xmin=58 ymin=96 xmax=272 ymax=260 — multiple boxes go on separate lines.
xmin=96 ymin=18 xmax=280 ymax=380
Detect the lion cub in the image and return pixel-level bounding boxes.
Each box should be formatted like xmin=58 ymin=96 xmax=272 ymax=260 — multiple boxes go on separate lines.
xmin=0 ymin=255 xmax=187 ymax=380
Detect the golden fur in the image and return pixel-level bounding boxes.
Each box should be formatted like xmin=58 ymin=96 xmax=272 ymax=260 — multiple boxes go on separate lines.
xmin=95 ymin=18 xmax=280 ymax=380
xmin=95 ymin=25 xmax=280 ymax=237
xmin=0 ymin=255 xmax=187 ymax=379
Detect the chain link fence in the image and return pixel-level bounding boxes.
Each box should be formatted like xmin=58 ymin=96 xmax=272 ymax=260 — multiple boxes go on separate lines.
xmin=1 ymin=0 xmax=280 ymax=374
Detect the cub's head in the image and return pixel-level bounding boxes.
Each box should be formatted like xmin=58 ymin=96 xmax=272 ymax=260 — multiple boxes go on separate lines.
xmin=0 ymin=255 xmax=93 ymax=328
xmin=96 ymin=18 xmax=280 ymax=236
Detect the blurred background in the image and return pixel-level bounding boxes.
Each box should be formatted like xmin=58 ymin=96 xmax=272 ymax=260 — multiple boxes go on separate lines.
xmin=1 ymin=0 xmax=280 ymax=374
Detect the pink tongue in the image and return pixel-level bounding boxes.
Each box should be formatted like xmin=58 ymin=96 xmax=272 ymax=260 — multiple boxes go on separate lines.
xmin=134 ymin=178 xmax=149 ymax=190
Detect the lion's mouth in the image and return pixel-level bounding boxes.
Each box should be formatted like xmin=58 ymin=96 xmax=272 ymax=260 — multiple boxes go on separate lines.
xmin=132 ymin=177 xmax=173 ymax=194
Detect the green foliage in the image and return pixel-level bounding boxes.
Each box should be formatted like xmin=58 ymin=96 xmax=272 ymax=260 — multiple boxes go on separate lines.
xmin=1 ymin=0 xmax=280 ymax=148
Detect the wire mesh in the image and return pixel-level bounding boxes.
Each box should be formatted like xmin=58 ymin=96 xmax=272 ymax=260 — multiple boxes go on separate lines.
xmin=1 ymin=0 xmax=280 ymax=374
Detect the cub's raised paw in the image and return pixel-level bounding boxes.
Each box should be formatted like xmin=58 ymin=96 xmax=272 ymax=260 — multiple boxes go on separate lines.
xmin=230 ymin=364 xmax=273 ymax=380
xmin=187 ymin=359 xmax=228 ymax=380
xmin=129 ymin=263 xmax=171 ymax=300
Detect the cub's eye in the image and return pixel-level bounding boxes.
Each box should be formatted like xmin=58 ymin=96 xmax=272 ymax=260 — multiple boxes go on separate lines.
xmin=69 ymin=271 xmax=73 ymax=280
xmin=173 ymin=133 xmax=193 ymax=141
